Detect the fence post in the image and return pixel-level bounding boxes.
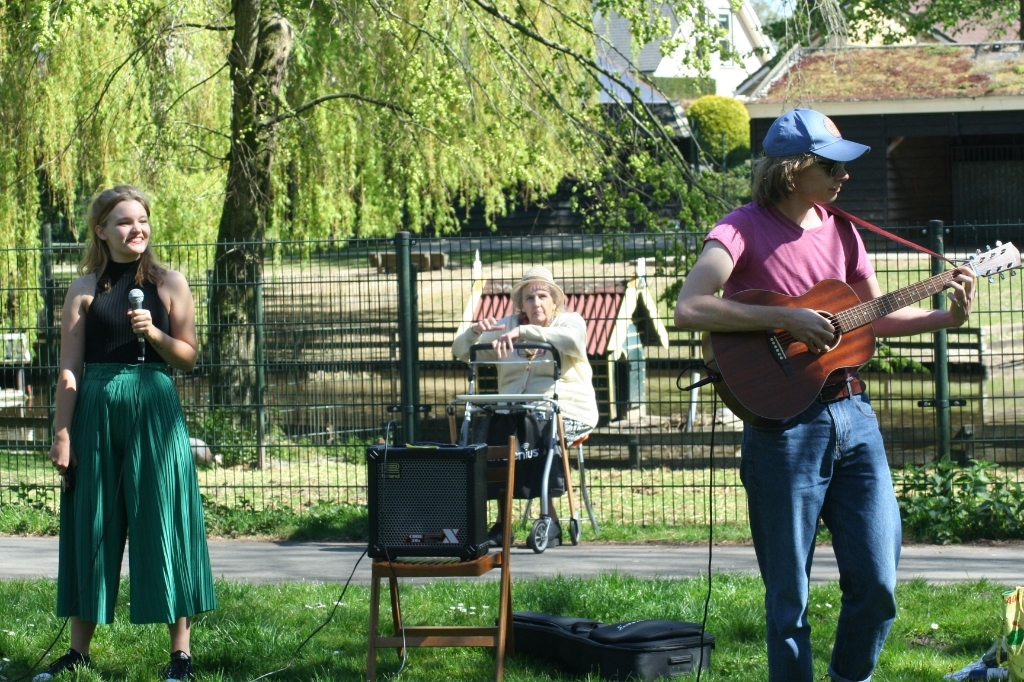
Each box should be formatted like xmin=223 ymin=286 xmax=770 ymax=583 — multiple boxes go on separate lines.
xmin=254 ymin=276 xmax=267 ymax=469
xmin=40 ymin=223 xmax=56 ymax=440
xmin=929 ymin=220 xmax=952 ymax=462
xmin=395 ymin=231 xmax=420 ymax=443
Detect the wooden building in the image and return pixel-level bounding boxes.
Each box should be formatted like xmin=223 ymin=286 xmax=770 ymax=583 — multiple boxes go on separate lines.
xmin=457 ymin=259 xmax=669 ymax=423
xmin=738 ymin=43 xmax=1024 ymax=226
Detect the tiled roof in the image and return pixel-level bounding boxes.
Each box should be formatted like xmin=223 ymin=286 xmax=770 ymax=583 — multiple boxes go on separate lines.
xmin=754 ymin=44 xmax=1024 ymax=103
xmin=593 ymin=6 xmax=679 ymax=74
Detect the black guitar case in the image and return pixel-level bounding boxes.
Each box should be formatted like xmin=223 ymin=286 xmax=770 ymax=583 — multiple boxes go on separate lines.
xmin=512 ymin=611 xmax=715 ymax=680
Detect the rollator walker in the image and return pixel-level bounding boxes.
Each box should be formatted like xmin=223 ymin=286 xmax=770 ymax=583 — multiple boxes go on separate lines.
xmin=446 ymin=342 xmax=599 ymax=554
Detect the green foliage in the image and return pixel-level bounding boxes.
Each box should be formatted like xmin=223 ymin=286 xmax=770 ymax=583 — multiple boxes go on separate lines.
xmin=2 ymin=0 xmax=733 ymax=241
xmin=862 ymin=343 xmax=929 ymax=374
xmin=651 ymin=76 xmax=716 ymax=100
xmin=655 ymin=233 xmax=701 ymax=309
xmin=200 ymin=496 xmax=369 ymax=540
xmin=185 ymin=408 xmax=294 ymax=468
xmin=0 ymin=486 xmax=60 ymax=534
xmin=844 ymin=0 xmax=1020 ymax=44
xmin=686 ymin=95 xmax=751 ymax=169
xmin=575 ymin=142 xmax=726 ymax=234
xmin=601 ymin=235 xmax=626 ymax=263
xmin=762 ymin=0 xmax=1019 ymax=50
xmin=894 ymin=459 xmax=1024 ymax=544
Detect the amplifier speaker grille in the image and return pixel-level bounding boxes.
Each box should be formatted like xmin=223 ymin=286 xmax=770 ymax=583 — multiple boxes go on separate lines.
xmin=366 ymin=444 xmax=489 ymax=560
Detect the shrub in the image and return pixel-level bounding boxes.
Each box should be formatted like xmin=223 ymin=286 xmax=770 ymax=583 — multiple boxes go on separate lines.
xmin=862 ymin=343 xmax=929 ymax=373
xmin=894 ymin=459 xmax=1024 ymax=544
xmin=686 ymin=95 xmax=751 ymax=168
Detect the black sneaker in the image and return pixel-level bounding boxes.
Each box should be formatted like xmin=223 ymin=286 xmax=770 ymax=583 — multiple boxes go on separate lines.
xmin=32 ymin=649 xmax=90 ymax=682
xmin=487 ymin=523 xmax=513 ymax=548
xmin=165 ymin=651 xmax=195 ymax=682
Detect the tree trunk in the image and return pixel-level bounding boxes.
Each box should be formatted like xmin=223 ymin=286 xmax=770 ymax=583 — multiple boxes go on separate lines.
xmin=208 ymin=2 xmax=292 ymax=411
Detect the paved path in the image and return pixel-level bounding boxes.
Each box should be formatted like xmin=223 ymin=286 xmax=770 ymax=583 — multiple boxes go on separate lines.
xmin=1 ymin=537 xmax=1019 ymax=585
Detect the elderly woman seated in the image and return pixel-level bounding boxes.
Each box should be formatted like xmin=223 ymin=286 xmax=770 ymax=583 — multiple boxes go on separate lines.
xmin=452 ymin=266 xmax=598 ymax=546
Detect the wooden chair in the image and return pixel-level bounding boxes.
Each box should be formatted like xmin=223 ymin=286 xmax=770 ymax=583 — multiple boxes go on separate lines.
xmin=366 ymin=435 xmax=516 ymax=681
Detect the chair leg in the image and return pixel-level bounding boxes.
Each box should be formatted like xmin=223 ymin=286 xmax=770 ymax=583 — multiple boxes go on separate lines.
xmin=388 ymin=576 xmax=405 ymax=658
xmin=556 ymin=415 xmax=578 ymax=522
xmin=367 ymin=575 xmax=381 ymax=681
xmin=504 ymin=568 xmax=515 ymax=658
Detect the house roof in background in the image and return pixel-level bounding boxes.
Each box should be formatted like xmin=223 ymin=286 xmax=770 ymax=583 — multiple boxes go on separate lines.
xmin=593 ymin=6 xmax=679 ymax=75
xmin=596 ymin=53 xmax=669 ymax=105
xmin=743 ymin=43 xmax=1024 ymax=117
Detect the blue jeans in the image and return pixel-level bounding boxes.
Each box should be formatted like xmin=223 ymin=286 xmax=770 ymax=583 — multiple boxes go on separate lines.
xmin=741 ymin=390 xmax=901 ymax=682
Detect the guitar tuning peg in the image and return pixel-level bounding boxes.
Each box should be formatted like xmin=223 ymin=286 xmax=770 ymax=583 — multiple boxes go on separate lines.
xmin=989 ymin=276 xmax=996 ymax=284
xmin=996 ymin=240 xmax=1003 ymax=247
xmin=987 ymin=245 xmax=992 ymax=251
xmin=976 ymin=249 xmax=982 ymax=255
xmin=1012 ymin=270 xmax=1017 ymax=276
xmin=1000 ymin=273 xmax=1006 ymax=280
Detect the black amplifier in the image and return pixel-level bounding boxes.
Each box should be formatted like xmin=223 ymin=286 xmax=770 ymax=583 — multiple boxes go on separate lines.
xmin=366 ymin=443 xmax=489 ymax=561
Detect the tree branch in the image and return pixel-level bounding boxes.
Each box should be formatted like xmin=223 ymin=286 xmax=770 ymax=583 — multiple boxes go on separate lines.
xmin=257 ymin=92 xmax=411 ymax=127
xmin=161 ymin=62 xmax=229 ymax=118
xmin=466 ymin=0 xmax=731 ymax=210
xmin=1 ymin=34 xmax=161 ymax=193
xmin=175 ymin=23 xmax=235 ymax=31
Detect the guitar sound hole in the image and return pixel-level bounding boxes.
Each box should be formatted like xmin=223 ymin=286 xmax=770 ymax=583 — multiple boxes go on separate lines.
xmin=815 ymin=310 xmax=842 ymax=352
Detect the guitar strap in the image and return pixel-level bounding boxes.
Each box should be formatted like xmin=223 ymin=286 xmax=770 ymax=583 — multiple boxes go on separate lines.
xmin=822 ymin=204 xmax=957 ymax=266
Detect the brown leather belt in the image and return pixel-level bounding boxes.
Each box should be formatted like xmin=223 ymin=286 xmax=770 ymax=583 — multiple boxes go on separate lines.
xmin=818 ymin=377 xmax=865 ymax=403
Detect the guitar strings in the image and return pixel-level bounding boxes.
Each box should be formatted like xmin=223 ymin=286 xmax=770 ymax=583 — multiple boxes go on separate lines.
xmin=771 ymin=270 xmax=957 ymax=350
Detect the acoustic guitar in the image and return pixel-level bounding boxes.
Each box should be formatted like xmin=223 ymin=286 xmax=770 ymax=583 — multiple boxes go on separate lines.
xmin=701 ymin=242 xmax=1021 ymax=424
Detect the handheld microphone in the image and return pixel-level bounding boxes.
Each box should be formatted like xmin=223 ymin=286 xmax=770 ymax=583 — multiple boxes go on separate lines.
xmin=128 ymin=288 xmax=145 ymax=361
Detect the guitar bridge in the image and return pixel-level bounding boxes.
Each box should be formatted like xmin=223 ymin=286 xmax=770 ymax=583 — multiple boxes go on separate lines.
xmin=766 ymin=330 xmax=794 ymax=376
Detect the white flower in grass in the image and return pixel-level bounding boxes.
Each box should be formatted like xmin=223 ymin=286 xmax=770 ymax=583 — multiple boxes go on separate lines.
xmin=333 ymin=651 xmax=340 ymax=655
xmin=825 ymin=603 xmax=832 ymax=609
xmin=931 ymin=623 xmax=939 ymax=630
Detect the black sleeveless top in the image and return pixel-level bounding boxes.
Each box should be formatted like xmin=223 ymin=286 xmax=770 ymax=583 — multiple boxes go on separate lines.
xmin=84 ymin=259 xmax=171 ymax=364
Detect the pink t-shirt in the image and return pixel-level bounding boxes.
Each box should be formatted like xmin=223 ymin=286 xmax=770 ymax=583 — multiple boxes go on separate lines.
xmin=706 ymin=203 xmax=874 ymax=298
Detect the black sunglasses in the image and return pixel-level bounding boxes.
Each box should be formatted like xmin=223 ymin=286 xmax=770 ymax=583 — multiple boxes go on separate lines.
xmin=816 ymin=158 xmax=846 ymax=178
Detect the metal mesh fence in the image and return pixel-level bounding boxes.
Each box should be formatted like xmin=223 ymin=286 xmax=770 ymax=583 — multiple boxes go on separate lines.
xmin=1 ymin=224 xmax=1021 ymax=526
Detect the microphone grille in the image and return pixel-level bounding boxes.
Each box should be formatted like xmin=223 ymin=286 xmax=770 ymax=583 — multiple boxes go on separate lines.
xmin=128 ymin=288 xmax=145 ymax=304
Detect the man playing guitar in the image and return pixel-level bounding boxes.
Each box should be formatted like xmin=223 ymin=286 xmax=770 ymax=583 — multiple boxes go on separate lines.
xmin=674 ymin=108 xmax=977 ymax=682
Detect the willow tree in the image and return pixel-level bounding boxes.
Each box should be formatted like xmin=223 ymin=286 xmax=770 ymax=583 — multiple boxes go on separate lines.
xmin=2 ymin=0 xmax=737 ymax=406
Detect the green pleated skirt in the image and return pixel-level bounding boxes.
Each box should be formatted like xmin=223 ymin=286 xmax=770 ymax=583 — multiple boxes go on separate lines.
xmin=57 ymin=363 xmax=218 ymax=625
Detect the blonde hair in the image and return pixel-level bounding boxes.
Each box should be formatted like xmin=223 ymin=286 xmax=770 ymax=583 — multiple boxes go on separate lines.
xmin=751 ymin=153 xmax=818 ymax=207
xmin=81 ymin=185 xmax=166 ymax=291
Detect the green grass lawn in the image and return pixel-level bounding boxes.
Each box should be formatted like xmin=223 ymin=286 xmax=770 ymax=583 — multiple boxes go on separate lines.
xmin=0 ymin=576 xmax=1009 ymax=681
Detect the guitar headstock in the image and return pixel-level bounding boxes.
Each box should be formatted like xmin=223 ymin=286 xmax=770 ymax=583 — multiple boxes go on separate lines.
xmin=970 ymin=242 xmax=1021 ymax=283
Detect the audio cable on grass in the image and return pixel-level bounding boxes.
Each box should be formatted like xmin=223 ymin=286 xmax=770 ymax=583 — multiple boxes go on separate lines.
xmin=246 ymin=419 xmax=400 ymax=682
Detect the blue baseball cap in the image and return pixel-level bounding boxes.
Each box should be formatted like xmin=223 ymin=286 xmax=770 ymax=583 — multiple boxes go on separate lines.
xmin=763 ymin=108 xmax=870 ymax=161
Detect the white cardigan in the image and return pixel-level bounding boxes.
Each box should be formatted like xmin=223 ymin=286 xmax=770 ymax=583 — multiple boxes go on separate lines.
xmin=451 ymin=312 xmax=599 ymax=428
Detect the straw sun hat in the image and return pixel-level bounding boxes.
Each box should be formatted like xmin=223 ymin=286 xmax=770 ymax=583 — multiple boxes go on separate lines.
xmin=510 ymin=266 xmax=565 ymax=311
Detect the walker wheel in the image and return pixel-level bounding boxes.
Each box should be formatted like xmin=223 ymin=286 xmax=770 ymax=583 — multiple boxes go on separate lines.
xmin=529 ymin=518 xmax=550 ymax=554
xmin=569 ymin=518 xmax=581 ymax=545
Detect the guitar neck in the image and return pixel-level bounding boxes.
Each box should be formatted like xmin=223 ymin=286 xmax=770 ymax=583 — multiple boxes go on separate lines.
xmin=835 ymin=270 xmax=957 ymax=333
